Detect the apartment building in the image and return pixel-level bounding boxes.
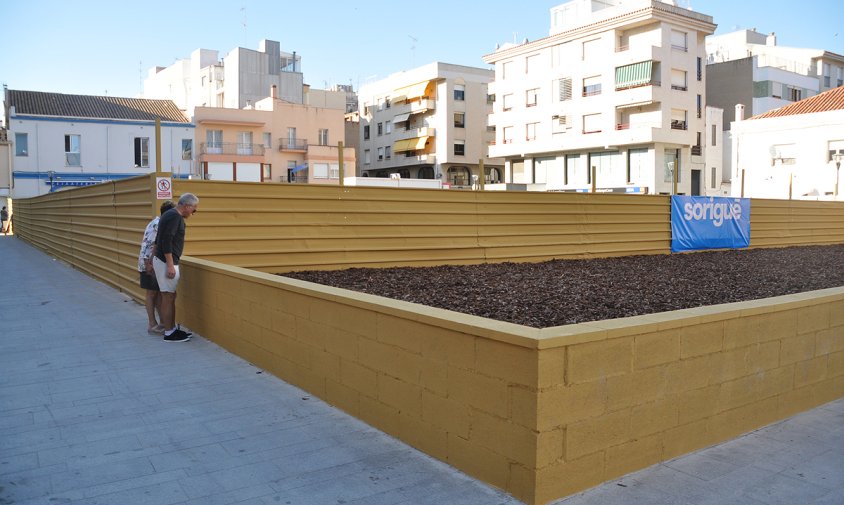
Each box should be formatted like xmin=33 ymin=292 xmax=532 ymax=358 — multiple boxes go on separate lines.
xmin=193 ymin=85 xmax=354 ymax=185
xmin=3 ymin=89 xmax=193 ymax=199
xmin=358 ymin=62 xmax=503 ymax=187
xmin=731 ymin=86 xmax=844 ymax=200
xmin=483 ymin=0 xmax=716 ymax=195
xmin=705 ymin=29 xmax=844 ymax=185
xmin=143 ymin=39 xmax=304 ymax=116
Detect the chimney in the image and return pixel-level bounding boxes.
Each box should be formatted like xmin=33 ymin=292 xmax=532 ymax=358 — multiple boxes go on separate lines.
xmin=767 ymin=32 xmax=776 ymax=46
xmin=271 ymin=85 xmax=278 ymax=99
xmin=735 ymin=104 xmax=745 ymax=122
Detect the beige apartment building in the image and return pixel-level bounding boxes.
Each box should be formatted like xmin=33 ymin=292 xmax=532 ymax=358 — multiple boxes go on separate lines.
xmin=483 ymin=0 xmax=716 ymax=195
xmin=193 ymin=86 xmax=355 ymax=185
xmin=358 ymin=62 xmax=503 ymax=187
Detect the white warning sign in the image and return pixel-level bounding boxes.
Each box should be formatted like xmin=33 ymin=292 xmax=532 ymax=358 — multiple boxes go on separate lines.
xmin=156 ymin=177 xmax=173 ymax=200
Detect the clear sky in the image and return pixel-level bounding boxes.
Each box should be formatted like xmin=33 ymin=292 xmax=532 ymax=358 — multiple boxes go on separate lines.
xmin=1 ymin=0 xmax=842 ymax=100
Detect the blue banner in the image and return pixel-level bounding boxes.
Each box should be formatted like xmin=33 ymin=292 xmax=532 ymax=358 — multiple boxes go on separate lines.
xmin=671 ymin=196 xmax=750 ymax=252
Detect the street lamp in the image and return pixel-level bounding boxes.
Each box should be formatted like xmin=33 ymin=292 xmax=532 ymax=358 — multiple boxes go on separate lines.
xmin=46 ymin=170 xmax=55 ymax=193
xmin=833 ymin=153 xmax=843 ymax=198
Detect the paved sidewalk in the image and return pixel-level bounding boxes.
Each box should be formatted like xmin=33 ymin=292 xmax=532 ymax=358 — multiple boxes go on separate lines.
xmin=1 ymin=235 xmax=843 ymax=505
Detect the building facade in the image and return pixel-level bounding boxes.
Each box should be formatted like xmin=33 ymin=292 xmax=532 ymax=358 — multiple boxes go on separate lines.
xmin=483 ymin=0 xmax=716 ymax=195
xmin=357 ymin=62 xmax=503 ymax=187
xmin=3 ymin=89 xmax=193 ymax=199
xmin=731 ymin=86 xmax=844 ymax=200
xmin=143 ymin=40 xmax=305 ymax=115
xmin=193 ymin=85 xmax=354 ymax=185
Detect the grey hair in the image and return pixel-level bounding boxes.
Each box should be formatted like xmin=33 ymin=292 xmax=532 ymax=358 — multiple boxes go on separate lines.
xmin=178 ymin=193 xmax=199 ymax=206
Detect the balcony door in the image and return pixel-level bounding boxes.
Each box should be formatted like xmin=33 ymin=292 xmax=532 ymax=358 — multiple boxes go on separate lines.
xmin=207 ymin=130 xmax=223 ymax=154
xmin=237 ymin=131 xmax=253 ymax=155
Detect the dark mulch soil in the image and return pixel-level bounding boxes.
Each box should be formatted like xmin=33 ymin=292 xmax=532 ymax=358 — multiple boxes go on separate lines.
xmin=282 ymin=245 xmax=844 ymax=328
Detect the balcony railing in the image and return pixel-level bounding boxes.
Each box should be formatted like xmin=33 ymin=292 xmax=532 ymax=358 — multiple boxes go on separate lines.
xmin=691 ymin=145 xmax=702 ymax=156
xmin=670 ymin=120 xmax=687 ymax=130
xmin=200 ymin=142 xmax=265 ymax=156
xmin=616 ymin=123 xmax=630 ymax=130
xmin=615 ymin=80 xmax=661 ymax=91
xmin=278 ymin=139 xmax=308 ymax=151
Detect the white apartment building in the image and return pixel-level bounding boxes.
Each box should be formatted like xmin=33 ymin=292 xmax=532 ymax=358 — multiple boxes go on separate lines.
xmin=143 ymin=39 xmax=304 ymax=115
xmin=4 ymin=89 xmax=193 ymax=199
xmin=483 ymin=0 xmax=716 ymax=195
xmin=357 ymin=62 xmax=503 ymax=187
xmin=731 ymin=86 xmax=844 ymax=200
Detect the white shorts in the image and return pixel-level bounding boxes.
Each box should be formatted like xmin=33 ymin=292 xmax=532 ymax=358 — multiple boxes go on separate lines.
xmin=152 ymin=256 xmax=180 ymax=293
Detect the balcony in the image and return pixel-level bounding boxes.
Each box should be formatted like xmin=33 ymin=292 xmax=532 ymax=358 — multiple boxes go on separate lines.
xmin=691 ymin=145 xmax=702 ymax=156
xmin=200 ymin=142 xmax=265 ymax=156
xmin=409 ymin=99 xmax=435 ymax=114
xmin=670 ymin=120 xmax=687 ymax=130
xmin=278 ymin=139 xmax=308 ymax=152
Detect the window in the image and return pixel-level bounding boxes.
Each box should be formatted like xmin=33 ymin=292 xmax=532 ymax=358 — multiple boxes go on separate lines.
xmin=487 ymin=93 xmax=495 ymax=105
xmin=565 ymin=154 xmax=585 ymax=185
xmin=313 ymin=163 xmax=330 ymax=179
xmin=697 ymin=57 xmax=703 ymax=81
xmin=378 ymin=147 xmax=384 ymax=160
xmin=385 ymin=97 xmax=391 ymax=109
xmin=787 ymin=86 xmax=802 ymax=101
xmin=237 ymin=131 xmax=253 ymax=155
xmin=377 ymin=122 xmax=383 ymax=136
xmin=181 ymin=139 xmax=193 ymax=160
xmin=454 ymin=140 xmax=465 ymax=156
xmin=454 ymin=84 xmax=465 ymax=101
xmin=385 ymin=121 xmax=391 ymax=134
xmin=502 ymin=126 xmax=514 ymax=144
xmin=525 ymin=54 xmax=539 ymax=74
xmin=207 ymin=130 xmax=222 ymax=153
xmin=664 ymin=149 xmax=681 ymax=183
xmin=582 ymin=76 xmax=601 ymax=97
xmin=671 ymin=69 xmax=687 ymax=91
xmin=134 ymin=137 xmax=149 ymax=167
xmin=318 ymin=128 xmax=329 ymax=146
xmin=263 ymin=132 xmax=272 ymax=148
xmin=628 ymin=148 xmax=648 ymax=183
xmin=263 ymin=164 xmax=271 ymax=181
xmin=502 ymin=93 xmax=513 ymax=111
xmin=65 ymin=134 xmax=81 ymax=166
xmin=15 ymin=133 xmax=28 ymax=156
xmin=364 ymin=125 xmax=370 ymax=140
xmin=364 ymin=149 xmax=371 ymax=164
xmin=526 ymin=122 xmax=538 ymax=141
xmin=711 ymin=167 xmax=717 ymax=189
xmin=502 ymin=61 xmax=512 ymax=79
xmin=671 ymin=30 xmax=687 ymax=51
xmin=583 ymin=113 xmax=602 ymax=134
xmin=454 ymin=112 xmax=465 ymax=128
xmin=385 ymin=146 xmax=391 ymax=159
xmin=526 ymin=88 xmax=539 ymax=107
xmin=551 ymin=115 xmax=569 ymax=134
xmin=670 ymin=109 xmax=687 ymax=130
xmin=828 ymin=140 xmax=844 ymax=162
xmin=697 ymin=94 xmax=702 ymax=118
xmin=712 ymin=125 xmax=717 ymax=146
xmin=555 ymin=77 xmax=572 ymax=101
xmin=823 ymin=63 xmax=831 ymax=87
xmin=582 ymin=39 xmax=600 ymax=60
xmin=287 ymin=127 xmax=297 ymax=146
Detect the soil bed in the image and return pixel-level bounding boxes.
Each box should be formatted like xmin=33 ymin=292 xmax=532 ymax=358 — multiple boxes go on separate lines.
xmin=283 ymin=245 xmax=844 ymax=328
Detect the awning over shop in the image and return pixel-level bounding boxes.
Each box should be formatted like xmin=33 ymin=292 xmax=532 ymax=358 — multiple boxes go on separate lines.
xmin=615 ymin=61 xmax=653 ymax=90
xmin=392 ymin=80 xmax=433 ymax=103
xmin=393 ymin=136 xmax=429 ymax=153
xmin=393 ymin=112 xmax=411 ymax=123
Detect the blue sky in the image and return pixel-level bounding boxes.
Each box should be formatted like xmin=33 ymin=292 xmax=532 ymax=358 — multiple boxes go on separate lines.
xmin=1 ymin=0 xmax=842 ymax=99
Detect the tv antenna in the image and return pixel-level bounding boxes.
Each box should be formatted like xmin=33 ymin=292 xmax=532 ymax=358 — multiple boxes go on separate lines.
xmin=240 ymin=7 xmax=247 ymax=46
xmin=409 ymin=35 xmax=417 ymax=67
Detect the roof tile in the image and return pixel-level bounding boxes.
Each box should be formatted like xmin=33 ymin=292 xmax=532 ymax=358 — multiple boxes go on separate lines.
xmin=750 ymin=85 xmax=844 ymax=120
xmin=6 ymin=90 xmax=189 ymax=123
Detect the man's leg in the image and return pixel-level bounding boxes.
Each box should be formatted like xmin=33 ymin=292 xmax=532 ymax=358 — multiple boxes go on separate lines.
xmin=160 ymin=291 xmax=177 ymax=331
xmin=145 ymin=289 xmax=159 ymax=328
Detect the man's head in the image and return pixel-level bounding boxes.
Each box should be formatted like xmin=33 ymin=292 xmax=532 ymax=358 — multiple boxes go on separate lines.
xmin=176 ymin=193 xmax=199 ymax=218
xmin=160 ymin=200 xmax=176 ymax=215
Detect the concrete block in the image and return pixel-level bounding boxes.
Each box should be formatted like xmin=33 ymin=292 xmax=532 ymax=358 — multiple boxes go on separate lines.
xmin=324 ymin=379 xmax=360 ymax=416
xmin=421 ymin=358 xmax=448 ymax=396
xmin=828 ymin=350 xmax=844 ymax=378
xmin=377 ymin=374 xmax=422 ymax=417
xmin=340 ymin=359 xmax=378 ymax=393
xmin=537 ymin=347 xmax=566 ymax=389
xmin=310 ymin=349 xmax=341 ymax=382
xmin=448 ymin=366 xmax=509 ymax=419
xmin=568 ymin=337 xmax=632 ymax=384
xmin=662 ymin=418 xmax=712 ymax=460
xmin=631 ymin=397 xmax=679 ymax=438
xmin=634 ymin=330 xmax=679 ymax=369
xmin=469 ymin=410 xmax=539 ymax=466
xmin=604 ymin=433 xmax=662 ymax=481
xmin=795 ymin=356 xmax=828 ymax=388
xmin=476 ymin=338 xmax=538 ymax=387
xmin=419 ymin=327 xmax=476 ymax=370
xmin=447 ymin=433 xmax=511 ymax=494
xmin=359 ymin=337 xmax=424 ymax=385
xmin=680 ymin=321 xmax=724 ymax=358
xmin=781 ymin=334 xmax=817 ymax=366
xmin=666 ymin=354 xmax=712 ymax=394
xmin=798 ymin=304 xmax=830 ymax=335
xmin=565 ymin=408 xmax=632 ymax=460
xmin=535 ymin=452 xmax=605 ymax=505
xmin=421 ymin=390 xmax=471 ymax=439
xmin=678 ymin=384 xmax=720 ymax=425
xmin=375 ymin=313 xmax=425 ymax=354
xmin=539 ymin=381 xmax=608 ymax=430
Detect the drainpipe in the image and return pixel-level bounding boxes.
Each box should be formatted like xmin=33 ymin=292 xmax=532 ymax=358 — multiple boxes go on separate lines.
xmin=155 ymin=118 xmax=162 ymax=174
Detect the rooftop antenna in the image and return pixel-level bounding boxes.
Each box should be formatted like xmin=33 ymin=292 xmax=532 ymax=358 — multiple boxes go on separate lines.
xmin=408 ymin=35 xmax=417 ymax=67
xmin=139 ymin=60 xmax=143 ymax=95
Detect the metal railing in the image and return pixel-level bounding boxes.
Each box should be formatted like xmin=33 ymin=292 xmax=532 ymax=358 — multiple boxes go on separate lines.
xmin=200 ymin=142 xmax=265 ymax=156
xmin=278 ymin=139 xmax=308 ymax=151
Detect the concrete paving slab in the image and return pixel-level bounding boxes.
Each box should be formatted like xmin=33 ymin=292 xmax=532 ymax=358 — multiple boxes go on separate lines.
xmin=2 ymin=234 xmax=843 ymax=505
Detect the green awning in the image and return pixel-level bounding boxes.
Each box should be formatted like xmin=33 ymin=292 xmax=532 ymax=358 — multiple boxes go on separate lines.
xmin=615 ymin=61 xmax=653 ymax=90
